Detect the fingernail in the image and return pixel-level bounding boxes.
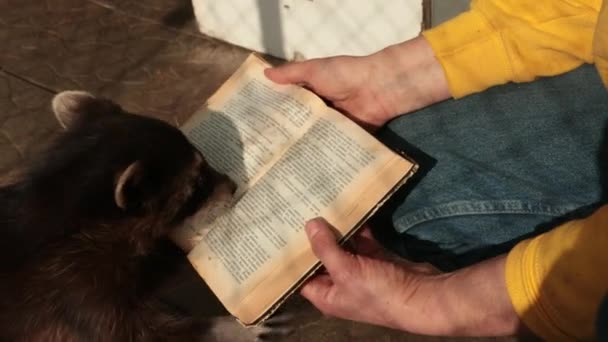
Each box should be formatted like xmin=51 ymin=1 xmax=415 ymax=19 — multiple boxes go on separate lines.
xmin=305 ymin=218 xmax=323 ymax=237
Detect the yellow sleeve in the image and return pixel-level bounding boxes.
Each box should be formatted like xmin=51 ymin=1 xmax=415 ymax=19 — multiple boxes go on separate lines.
xmin=506 ymin=205 xmax=608 ymax=340
xmin=595 ymin=1 xmax=608 ymax=87
xmin=422 ymin=0 xmax=601 ymax=98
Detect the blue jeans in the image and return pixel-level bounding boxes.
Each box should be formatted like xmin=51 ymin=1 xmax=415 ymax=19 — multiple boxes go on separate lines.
xmin=374 ymin=64 xmax=608 ymax=271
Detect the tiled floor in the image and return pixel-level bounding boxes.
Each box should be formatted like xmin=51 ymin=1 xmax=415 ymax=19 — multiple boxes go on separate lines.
xmin=0 ymin=0 xmax=518 ymax=341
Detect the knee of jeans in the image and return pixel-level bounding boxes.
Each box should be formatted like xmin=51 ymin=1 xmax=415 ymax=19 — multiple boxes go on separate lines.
xmin=391 ymin=207 xmax=574 ymax=271
xmin=392 ymin=199 xmax=582 ymax=254
xmin=403 ymin=214 xmax=541 ymax=253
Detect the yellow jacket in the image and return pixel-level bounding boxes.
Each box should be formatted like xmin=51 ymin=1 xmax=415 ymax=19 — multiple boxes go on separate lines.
xmin=422 ymin=0 xmax=608 ymax=340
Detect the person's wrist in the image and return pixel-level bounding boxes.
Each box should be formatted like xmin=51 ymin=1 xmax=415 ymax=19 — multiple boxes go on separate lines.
xmin=424 ymin=256 xmax=521 ymax=337
xmin=389 ymin=272 xmax=454 ymax=335
xmin=371 ymin=35 xmax=451 ymax=121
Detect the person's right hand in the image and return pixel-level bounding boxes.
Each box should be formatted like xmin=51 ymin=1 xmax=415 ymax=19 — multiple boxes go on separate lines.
xmin=264 ymin=36 xmax=451 ymax=130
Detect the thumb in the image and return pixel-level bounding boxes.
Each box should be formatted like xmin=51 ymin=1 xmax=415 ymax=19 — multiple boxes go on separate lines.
xmin=305 ymin=218 xmax=351 ymax=274
xmin=264 ymin=60 xmax=314 ymax=85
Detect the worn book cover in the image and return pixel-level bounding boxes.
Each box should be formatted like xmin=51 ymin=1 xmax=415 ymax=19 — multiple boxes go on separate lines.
xmin=170 ymin=54 xmax=418 ymax=325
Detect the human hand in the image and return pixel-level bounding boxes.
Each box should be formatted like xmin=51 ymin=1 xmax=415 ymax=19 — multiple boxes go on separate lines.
xmin=301 ymin=218 xmax=521 ymax=336
xmin=265 ymin=36 xmax=451 ymax=130
xmin=300 ymin=218 xmax=441 ymax=332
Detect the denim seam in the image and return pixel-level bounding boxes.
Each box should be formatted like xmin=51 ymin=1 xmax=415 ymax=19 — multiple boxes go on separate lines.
xmin=394 ymin=200 xmax=579 ymax=233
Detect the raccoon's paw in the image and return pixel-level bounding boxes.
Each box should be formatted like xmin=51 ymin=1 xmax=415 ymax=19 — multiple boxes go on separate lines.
xmin=188 ymin=233 xmax=204 ymax=245
xmin=249 ymin=311 xmax=294 ymax=342
xmin=200 ymin=312 xmax=294 ymax=342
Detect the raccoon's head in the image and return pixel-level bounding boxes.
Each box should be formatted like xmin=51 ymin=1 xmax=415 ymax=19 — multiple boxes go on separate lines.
xmin=30 ymin=91 xmax=235 ymax=246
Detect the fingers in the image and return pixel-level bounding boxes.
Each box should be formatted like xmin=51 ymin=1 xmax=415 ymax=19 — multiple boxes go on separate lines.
xmin=352 ymin=234 xmax=382 ymax=257
xmin=357 ymin=225 xmax=375 ymax=239
xmin=350 ymin=225 xmax=384 ymax=256
xmin=300 ymin=274 xmax=332 ymax=300
xmin=305 ymin=218 xmax=353 ymax=275
xmin=300 ymin=274 xmax=335 ymax=314
xmin=264 ymin=60 xmax=315 ymax=85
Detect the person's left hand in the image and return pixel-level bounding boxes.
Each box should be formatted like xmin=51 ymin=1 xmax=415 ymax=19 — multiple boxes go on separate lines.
xmin=301 ymin=218 xmax=521 ymax=337
xmin=300 ymin=218 xmax=442 ymax=332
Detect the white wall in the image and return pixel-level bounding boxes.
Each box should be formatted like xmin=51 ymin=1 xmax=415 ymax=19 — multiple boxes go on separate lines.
xmin=193 ymin=0 xmax=424 ymax=60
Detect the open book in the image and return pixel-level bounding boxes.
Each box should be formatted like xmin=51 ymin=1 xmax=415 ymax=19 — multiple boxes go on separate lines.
xmin=170 ymin=54 xmax=417 ymax=326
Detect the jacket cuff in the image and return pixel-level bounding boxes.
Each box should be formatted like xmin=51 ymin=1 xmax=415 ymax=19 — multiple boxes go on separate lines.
xmin=422 ymin=10 xmax=513 ymax=98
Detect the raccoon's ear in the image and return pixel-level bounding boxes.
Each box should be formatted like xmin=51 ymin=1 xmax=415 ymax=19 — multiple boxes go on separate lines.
xmin=52 ymin=90 xmax=121 ymax=130
xmin=114 ymin=161 xmax=145 ymax=211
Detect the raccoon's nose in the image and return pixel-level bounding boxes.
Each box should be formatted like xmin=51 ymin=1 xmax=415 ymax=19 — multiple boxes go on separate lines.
xmin=226 ymin=177 xmax=237 ymax=195
xmin=217 ymin=173 xmax=237 ymax=194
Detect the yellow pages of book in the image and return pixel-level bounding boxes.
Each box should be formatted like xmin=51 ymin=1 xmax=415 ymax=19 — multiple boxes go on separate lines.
xmin=172 ymin=54 xmax=417 ymax=325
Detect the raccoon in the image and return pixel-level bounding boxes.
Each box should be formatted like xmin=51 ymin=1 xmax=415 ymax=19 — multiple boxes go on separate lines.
xmin=0 ymin=91 xmax=239 ymax=341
